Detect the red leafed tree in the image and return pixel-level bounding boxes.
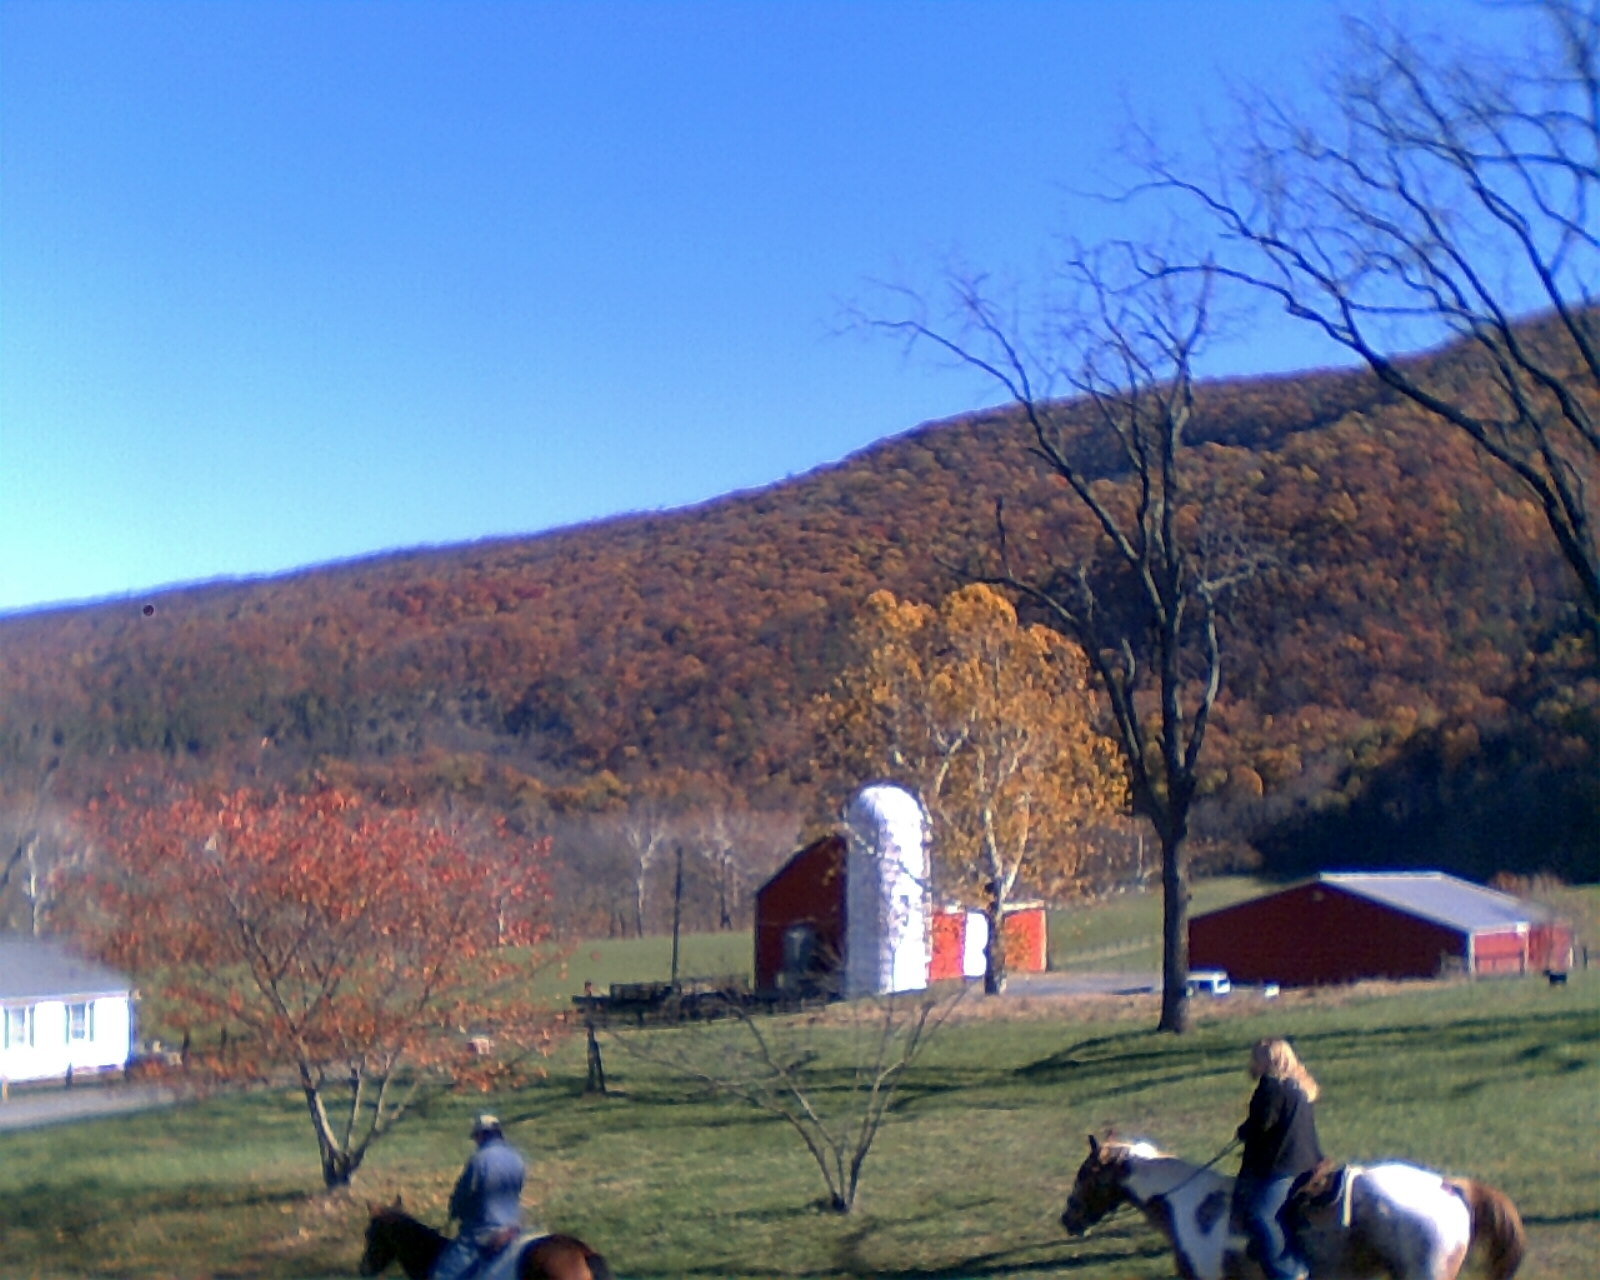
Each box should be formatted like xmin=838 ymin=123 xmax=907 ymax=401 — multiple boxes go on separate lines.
xmin=71 ymin=784 xmax=558 ymax=1188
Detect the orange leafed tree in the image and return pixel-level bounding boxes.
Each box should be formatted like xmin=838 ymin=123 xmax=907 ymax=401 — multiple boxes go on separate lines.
xmin=71 ymin=784 xmax=558 ymax=1188
xmin=824 ymin=585 xmax=1125 ymax=994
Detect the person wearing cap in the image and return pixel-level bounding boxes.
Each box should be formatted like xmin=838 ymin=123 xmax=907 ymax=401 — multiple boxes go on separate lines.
xmin=432 ymin=1114 xmax=527 ymax=1280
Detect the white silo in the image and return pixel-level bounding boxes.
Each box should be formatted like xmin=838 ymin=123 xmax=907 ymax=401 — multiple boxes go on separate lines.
xmin=843 ymin=783 xmax=930 ymax=997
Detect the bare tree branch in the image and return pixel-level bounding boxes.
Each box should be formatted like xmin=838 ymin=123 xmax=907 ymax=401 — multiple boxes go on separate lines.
xmin=867 ymin=247 xmax=1254 ymax=1033
xmin=1150 ymin=1 xmax=1600 ymax=639
xmin=612 ymin=989 xmax=961 ymax=1212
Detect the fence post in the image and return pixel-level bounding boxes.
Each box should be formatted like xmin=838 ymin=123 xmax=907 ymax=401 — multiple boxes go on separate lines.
xmin=584 ymin=1020 xmax=608 ymax=1096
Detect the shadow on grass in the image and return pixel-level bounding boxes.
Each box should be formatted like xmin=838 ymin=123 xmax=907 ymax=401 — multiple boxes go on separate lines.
xmin=1 ymin=1171 xmax=314 ymax=1269
xmin=1521 ymin=1209 xmax=1600 ymax=1227
xmin=614 ymin=1236 xmax=1161 ymax=1279
xmin=1020 ymin=1008 xmax=1596 ymax=1089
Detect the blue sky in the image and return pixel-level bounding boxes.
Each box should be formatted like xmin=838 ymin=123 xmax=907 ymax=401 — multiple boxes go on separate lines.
xmin=1 ymin=1 xmax=1490 ymax=614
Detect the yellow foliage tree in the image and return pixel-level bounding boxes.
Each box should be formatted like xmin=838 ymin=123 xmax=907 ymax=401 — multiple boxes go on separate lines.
xmin=825 ymin=584 xmax=1125 ymax=993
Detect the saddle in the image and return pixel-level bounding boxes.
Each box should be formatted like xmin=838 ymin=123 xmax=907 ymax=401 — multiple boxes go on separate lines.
xmin=481 ymin=1225 xmax=521 ymax=1256
xmin=1287 ymin=1160 xmax=1360 ymax=1228
xmin=464 ymin=1228 xmax=552 ymax=1280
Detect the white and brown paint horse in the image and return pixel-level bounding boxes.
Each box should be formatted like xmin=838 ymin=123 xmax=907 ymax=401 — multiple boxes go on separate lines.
xmin=1285 ymin=1159 xmax=1524 ymax=1280
xmin=1060 ymin=1135 xmax=1525 ymax=1280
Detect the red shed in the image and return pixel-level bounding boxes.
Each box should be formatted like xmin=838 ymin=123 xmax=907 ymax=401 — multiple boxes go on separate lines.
xmin=1005 ymin=904 xmax=1049 ymax=974
xmin=754 ymin=835 xmax=847 ymax=996
xmin=1189 ymin=871 xmax=1574 ymax=988
xmin=928 ymin=905 xmax=1050 ymax=981
xmin=754 ymin=832 xmax=1051 ymax=994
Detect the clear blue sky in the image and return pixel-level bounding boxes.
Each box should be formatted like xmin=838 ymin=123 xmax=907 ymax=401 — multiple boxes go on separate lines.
xmin=1 ymin=1 xmax=1489 ymax=615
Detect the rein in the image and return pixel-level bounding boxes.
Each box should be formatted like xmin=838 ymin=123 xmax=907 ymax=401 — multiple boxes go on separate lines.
xmin=1117 ymin=1137 xmax=1242 ymax=1222
xmin=1180 ymin=1136 xmax=1242 ymax=1183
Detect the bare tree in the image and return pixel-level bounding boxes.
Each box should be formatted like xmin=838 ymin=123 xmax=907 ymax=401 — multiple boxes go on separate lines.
xmin=594 ymin=794 xmax=679 ymax=938
xmin=0 ymin=761 xmax=84 ymax=934
xmin=687 ymin=797 xmax=800 ymax=932
xmin=614 ymin=989 xmax=960 ymax=1213
xmin=1153 ymin=0 xmax=1599 ymax=641
xmin=873 ymin=249 xmax=1261 ymax=1032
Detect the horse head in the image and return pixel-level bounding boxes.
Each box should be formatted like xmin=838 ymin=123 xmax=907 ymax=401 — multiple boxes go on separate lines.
xmin=358 ymin=1201 xmax=400 ymax=1277
xmin=360 ymin=1198 xmax=442 ymax=1280
xmin=1062 ymin=1133 xmax=1134 ymax=1236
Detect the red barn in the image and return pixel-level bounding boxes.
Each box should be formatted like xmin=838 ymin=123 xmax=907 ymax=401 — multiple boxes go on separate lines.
xmin=754 ymin=834 xmax=848 ymax=996
xmin=928 ymin=905 xmax=1049 ymax=981
xmin=1189 ymin=871 xmax=1575 ymax=988
xmin=755 ymin=830 xmax=1051 ymax=994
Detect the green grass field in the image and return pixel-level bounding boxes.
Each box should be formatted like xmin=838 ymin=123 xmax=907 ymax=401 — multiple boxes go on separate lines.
xmin=527 ymin=877 xmax=1286 ymax=999
xmin=2 ymin=881 xmax=1594 ymax=1279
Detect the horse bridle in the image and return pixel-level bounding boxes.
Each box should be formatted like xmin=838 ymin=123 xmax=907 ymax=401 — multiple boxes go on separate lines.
xmin=1095 ymin=1136 xmax=1242 ymax=1226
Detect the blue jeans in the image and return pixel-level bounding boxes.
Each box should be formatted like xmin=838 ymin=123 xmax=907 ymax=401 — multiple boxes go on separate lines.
xmin=430 ymin=1236 xmax=488 ymax=1280
xmin=1233 ymin=1174 xmax=1304 ymax=1280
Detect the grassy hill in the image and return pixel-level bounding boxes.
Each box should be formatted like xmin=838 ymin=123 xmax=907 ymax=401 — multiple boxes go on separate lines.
xmin=0 ymin=967 xmax=1593 ymax=1279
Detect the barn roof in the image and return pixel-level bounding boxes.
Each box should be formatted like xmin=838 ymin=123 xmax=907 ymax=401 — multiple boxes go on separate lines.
xmin=1318 ymin=872 xmax=1552 ymax=933
xmin=0 ymin=934 xmax=131 ymax=1002
xmin=756 ymin=833 xmax=845 ymax=898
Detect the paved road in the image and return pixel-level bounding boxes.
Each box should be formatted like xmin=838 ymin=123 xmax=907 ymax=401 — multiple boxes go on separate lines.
xmin=0 ymin=1079 xmax=184 ymax=1131
xmin=1006 ymin=970 xmax=1160 ymax=997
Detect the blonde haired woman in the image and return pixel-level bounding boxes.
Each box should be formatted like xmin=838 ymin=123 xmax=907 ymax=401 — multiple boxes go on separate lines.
xmin=1233 ymin=1038 xmax=1322 ymax=1280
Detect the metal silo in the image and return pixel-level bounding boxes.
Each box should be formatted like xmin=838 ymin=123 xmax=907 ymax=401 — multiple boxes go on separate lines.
xmin=843 ymin=783 xmax=930 ymax=997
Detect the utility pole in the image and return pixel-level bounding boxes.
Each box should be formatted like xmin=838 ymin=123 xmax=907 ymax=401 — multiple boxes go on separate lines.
xmin=669 ymin=843 xmax=685 ymax=986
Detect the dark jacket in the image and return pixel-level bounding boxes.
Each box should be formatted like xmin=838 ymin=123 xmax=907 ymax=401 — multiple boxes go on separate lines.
xmin=448 ymin=1134 xmax=526 ymax=1240
xmin=1237 ymin=1075 xmax=1322 ymax=1179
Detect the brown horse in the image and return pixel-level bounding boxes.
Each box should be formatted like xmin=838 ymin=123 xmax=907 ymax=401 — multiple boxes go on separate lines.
xmin=359 ymin=1202 xmax=614 ymax=1280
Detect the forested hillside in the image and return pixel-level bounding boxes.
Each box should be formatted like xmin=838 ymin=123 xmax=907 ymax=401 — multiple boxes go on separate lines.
xmin=2 ymin=338 xmax=1595 ymax=935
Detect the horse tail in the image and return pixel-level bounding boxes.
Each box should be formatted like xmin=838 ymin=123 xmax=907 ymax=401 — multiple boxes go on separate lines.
xmin=1450 ymin=1178 xmax=1527 ymax=1280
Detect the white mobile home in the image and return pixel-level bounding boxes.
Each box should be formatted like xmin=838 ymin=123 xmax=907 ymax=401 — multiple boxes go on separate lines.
xmin=0 ymin=934 xmax=134 ymax=1085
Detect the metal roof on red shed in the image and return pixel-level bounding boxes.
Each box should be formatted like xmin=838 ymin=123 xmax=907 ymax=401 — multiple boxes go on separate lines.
xmin=1317 ymin=872 xmax=1552 ymax=934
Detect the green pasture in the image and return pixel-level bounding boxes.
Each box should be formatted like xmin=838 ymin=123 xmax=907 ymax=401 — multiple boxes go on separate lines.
xmin=528 ymin=929 xmax=758 ymax=1003
xmin=0 ymin=965 xmax=1594 ymax=1279
xmin=1045 ymin=877 xmax=1269 ymax=971
xmin=525 ymin=876 xmax=1279 ymax=1001
xmin=528 ymin=875 xmax=1600 ymax=992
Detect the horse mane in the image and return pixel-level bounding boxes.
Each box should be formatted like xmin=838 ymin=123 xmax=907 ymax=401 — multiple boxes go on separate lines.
xmin=366 ymin=1204 xmax=447 ymax=1280
xmin=1103 ymin=1137 xmax=1167 ymax=1161
xmin=373 ymin=1205 xmax=442 ymax=1241
xmin=1447 ymin=1178 xmax=1527 ymax=1280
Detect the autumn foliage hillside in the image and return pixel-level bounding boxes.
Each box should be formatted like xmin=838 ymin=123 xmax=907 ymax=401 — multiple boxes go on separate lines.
xmin=1 ymin=339 xmax=1594 ymax=891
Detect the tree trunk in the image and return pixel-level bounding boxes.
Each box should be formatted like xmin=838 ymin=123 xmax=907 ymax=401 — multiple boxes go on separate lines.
xmin=321 ymin=1146 xmax=356 ymax=1189
xmin=1157 ymin=824 xmax=1190 ymax=1034
xmin=718 ymin=858 xmax=733 ymax=930
xmin=982 ymin=878 xmax=1008 ymax=996
xmin=302 ymin=1079 xmax=358 ymax=1189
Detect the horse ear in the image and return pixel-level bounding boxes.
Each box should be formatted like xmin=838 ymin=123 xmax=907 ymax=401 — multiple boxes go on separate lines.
xmin=1087 ymin=1134 xmax=1100 ymax=1157
xmin=392 ymin=1195 xmax=404 ymax=1210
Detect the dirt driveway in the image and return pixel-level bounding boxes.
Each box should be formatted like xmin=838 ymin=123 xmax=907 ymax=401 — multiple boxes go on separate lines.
xmin=0 ymin=1079 xmax=183 ymax=1131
